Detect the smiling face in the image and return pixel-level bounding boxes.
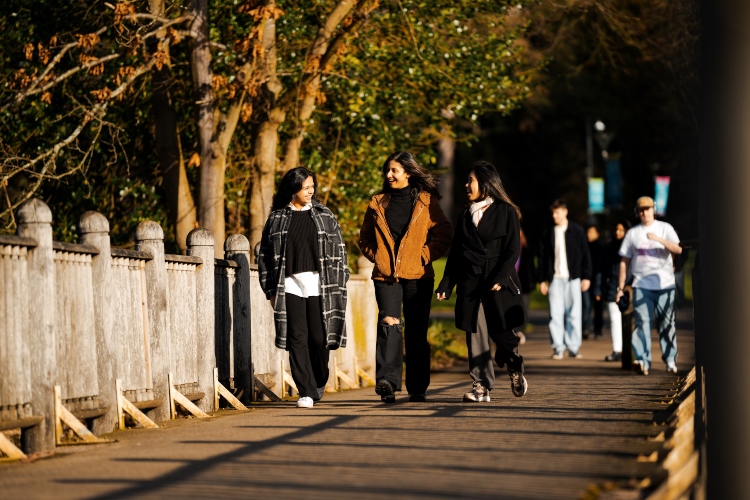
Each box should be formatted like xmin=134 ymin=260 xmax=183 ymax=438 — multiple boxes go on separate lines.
xmin=385 ymin=160 xmax=410 ymax=189
xmin=615 ymin=223 xmax=626 ymax=240
xmin=466 ymin=171 xmax=482 ymax=202
xmin=292 ymin=176 xmax=315 ymax=208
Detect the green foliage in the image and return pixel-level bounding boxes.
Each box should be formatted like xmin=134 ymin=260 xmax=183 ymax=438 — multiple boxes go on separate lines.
xmin=427 ymin=319 xmax=467 ymax=370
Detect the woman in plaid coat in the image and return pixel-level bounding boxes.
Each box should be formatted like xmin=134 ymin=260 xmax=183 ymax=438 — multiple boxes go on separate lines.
xmin=258 ymin=167 xmax=350 ymax=408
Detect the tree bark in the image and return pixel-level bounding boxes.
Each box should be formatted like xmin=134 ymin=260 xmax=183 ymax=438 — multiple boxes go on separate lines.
xmin=281 ymin=0 xmax=357 ymax=173
xmin=189 ymin=0 xmax=223 ymax=250
xmin=150 ymin=0 xmax=196 ymax=252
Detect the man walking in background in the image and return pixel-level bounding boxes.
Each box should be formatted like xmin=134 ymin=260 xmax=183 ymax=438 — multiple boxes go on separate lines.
xmin=582 ymin=224 xmax=604 ymax=339
xmin=616 ymin=196 xmax=682 ymax=375
xmin=538 ymin=199 xmax=592 ymax=359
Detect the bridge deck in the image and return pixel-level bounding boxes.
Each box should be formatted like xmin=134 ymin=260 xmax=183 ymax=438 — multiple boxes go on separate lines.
xmin=0 ymin=309 xmax=694 ymax=499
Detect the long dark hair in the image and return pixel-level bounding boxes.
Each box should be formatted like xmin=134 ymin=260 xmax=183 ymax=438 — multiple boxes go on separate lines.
xmin=380 ymin=151 xmax=441 ymax=200
xmin=470 ymin=161 xmax=522 ymax=220
xmin=271 ymin=167 xmax=317 ymax=211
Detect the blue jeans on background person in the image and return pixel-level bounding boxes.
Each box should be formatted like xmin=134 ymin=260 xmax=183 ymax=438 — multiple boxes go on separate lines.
xmin=548 ymin=278 xmax=582 ymax=355
xmin=632 ymin=287 xmax=677 ymax=370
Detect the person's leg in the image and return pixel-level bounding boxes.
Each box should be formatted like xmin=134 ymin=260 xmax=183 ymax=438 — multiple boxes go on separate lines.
xmin=607 ymin=301 xmax=623 ymax=353
xmin=655 ymin=288 xmax=678 ymax=366
xmin=632 ymin=288 xmax=656 ymax=371
xmin=305 ymin=295 xmax=330 ymax=390
xmin=374 ymin=281 xmax=404 ymax=391
xmin=402 ymin=278 xmax=434 ymax=396
xmin=485 ymin=304 xmax=526 ymax=397
xmin=548 ymin=278 xmax=566 ymax=355
xmin=466 ymin=302 xmax=495 ymax=389
xmin=564 ymin=278 xmax=582 ymax=354
xmin=285 ymin=294 xmax=318 ymax=399
xmin=582 ymin=288 xmax=592 ymax=338
xmin=594 ymin=296 xmax=604 ymax=337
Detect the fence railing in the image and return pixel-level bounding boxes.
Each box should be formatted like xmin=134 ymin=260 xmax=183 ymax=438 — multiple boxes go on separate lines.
xmin=0 ymin=198 xmax=376 ymax=459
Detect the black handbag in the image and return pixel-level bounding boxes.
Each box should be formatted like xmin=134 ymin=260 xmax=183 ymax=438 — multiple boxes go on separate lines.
xmin=616 ymin=289 xmax=630 ymax=312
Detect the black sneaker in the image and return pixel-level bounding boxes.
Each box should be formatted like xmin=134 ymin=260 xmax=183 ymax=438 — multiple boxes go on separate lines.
xmin=509 ymin=371 xmax=528 ymax=397
xmin=375 ymin=380 xmax=396 ymax=403
xmin=604 ymin=351 xmax=622 ymax=362
xmin=408 ymin=393 xmax=426 ymax=402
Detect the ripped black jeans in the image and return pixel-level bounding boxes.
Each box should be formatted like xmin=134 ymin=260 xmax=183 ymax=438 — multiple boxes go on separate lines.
xmin=373 ymin=278 xmax=434 ymax=395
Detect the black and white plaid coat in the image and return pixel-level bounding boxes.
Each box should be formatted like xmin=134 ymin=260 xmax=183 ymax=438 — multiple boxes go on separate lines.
xmin=258 ymin=200 xmax=350 ymax=350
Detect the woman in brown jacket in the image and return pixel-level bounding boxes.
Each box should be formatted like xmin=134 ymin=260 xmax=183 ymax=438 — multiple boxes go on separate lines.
xmin=359 ymin=151 xmax=452 ymax=403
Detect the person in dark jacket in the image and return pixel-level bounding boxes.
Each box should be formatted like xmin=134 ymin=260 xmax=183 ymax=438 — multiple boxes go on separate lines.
xmin=537 ymin=199 xmax=592 ymax=359
xmin=436 ymin=161 xmax=528 ymax=401
xmin=516 ymin=228 xmax=536 ymax=341
xmin=602 ymin=219 xmax=632 ymax=361
xmin=582 ymin=224 xmax=604 ymax=339
xmin=258 ymin=167 xmax=350 ymax=409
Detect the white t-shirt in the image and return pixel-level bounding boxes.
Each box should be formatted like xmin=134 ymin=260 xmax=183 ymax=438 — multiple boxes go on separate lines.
xmin=553 ymin=224 xmax=569 ymax=279
xmin=619 ymin=220 xmax=680 ymax=290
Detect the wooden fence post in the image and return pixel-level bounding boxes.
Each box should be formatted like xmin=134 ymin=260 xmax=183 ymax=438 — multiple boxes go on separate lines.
xmin=78 ymin=211 xmax=117 ymax=434
xmin=224 ymin=234 xmax=253 ymax=404
xmin=16 ymin=199 xmax=56 ymax=454
xmin=186 ymin=228 xmax=216 ymax=412
xmin=134 ymin=221 xmax=170 ymax=421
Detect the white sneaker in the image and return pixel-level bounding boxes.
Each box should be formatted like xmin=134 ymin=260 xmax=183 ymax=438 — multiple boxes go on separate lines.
xmin=296 ymin=396 xmax=314 ymax=408
xmin=666 ymin=361 xmax=678 ymax=374
xmin=463 ymin=382 xmax=491 ymax=402
xmin=633 ymin=360 xmax=649 ymax=376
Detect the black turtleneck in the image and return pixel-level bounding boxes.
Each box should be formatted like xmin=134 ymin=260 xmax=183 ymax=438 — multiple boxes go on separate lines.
xmin=385 ymin=185 xmax=413 ymax=253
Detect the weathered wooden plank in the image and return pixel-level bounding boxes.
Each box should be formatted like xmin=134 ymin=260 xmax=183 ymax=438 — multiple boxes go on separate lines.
xmin=188 ymin=229 xmax=216 ymax=412
xmin=111 ymin=247 xmax=152 ymax=260
xmin=0 ymin=430 xmax=26 ymax=460
xmin=164 ymin=254 xmax=202 ymax=265
xmin=0 ymin=235 xmax=36 ymax=247
xmin=52 ymin=241 xmax=99 ymax=255
xmin=224 ymin=235 xmax=252 ymax=404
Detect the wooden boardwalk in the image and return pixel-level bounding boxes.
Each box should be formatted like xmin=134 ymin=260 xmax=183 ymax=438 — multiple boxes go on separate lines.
xmin=0 ymin=309 xmax=694 ymax=499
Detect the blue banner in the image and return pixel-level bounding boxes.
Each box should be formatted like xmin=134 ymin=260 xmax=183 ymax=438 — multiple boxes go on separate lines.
xmin=605 ymin=159 xmax=622 ymax=208
xmin=654 ymin=176 xmax=670 ymax=216
xmin=588 ymin=178 xmax=605 ymax=214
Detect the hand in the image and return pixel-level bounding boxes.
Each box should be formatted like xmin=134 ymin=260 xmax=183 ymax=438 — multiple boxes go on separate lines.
xmin=615 ymin=289 xmax=624 ymax=303
xmin=595 ymin=295 xmax=601 ymax=301
xmin=539 ymin=282 xmax=549 ymax=296
xmin=436 ymin=292 xmax=447 ymax=301
xmin=270 ymin=295 xmax=276 ymax=308
xmin=491 ymin=283 xmax=503 ymax=291
xmin=581 ymin=279 xmax=591 ymax=292
xmin=646 ymin=232 xmax=658 ymax=241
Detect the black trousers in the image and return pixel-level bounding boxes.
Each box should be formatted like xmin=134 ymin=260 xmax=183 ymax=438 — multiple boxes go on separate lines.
xmin=480 ymin=298 xmax=525 ymax=375
xmin=583 ymin=289 xmax=604 ymax=335
xmin=374 ymin=278 xmax=434 ymax=395
xmin=285 ymin=294 xmax=330 ymax=399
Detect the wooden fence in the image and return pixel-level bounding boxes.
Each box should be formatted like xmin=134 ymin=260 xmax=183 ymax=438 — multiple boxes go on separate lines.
xmin=0 ymin=198 xmax=376 ymax=459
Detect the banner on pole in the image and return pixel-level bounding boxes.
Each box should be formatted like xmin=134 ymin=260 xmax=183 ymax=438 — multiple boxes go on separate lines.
xmin=588 ymin=178 xmax=605 ymax=214
xmin=605 ymin=158 xmax=622 ymax=208
xmin=654 ymin=176 xmax=670 ymax=216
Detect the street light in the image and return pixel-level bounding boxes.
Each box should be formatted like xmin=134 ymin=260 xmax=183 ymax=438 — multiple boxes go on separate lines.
xmin=594 ymin=120 xmax=614 ymax=160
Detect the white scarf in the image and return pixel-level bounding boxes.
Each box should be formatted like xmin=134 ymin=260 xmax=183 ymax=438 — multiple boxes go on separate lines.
xmin=469 ymin=197 xmax=493 ymax=227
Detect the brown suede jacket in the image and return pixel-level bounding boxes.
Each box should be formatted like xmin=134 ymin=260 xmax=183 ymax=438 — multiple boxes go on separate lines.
xmin=359 ymin=191 xmax=452 ymax=282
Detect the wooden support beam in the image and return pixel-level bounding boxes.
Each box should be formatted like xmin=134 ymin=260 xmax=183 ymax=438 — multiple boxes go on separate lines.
xmin=116 ymin=380 xmax=158 ymax=430
xmin=281 ymin=360 xmax=297 ymax=398
xmin=214 ymin=368 xmax=247 ymax=411
xmin=354 ymin=358 xmax=375 ymax=387
xmin=336 ymin=362 xmax=358 ymax=390
xmin=253 ymin=375 xmax=282 ymax=402
xmin=54 ymin=386 xmax=100 ymax=445
xmin=167 ymin=373 xmax=211 ymax=419
xmin=0 ymin=431 xmax=27 ymax=461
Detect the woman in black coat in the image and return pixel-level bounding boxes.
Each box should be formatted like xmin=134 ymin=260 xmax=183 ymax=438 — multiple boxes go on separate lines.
xmin=436 ymin=161 xmax=528 ymax=399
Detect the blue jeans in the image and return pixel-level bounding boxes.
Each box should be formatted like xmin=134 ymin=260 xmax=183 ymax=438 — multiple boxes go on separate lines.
xmin=548 ymin=278 xmax=582 ymax=354
xmin=632 ymin=287 xmax=677 ymax=370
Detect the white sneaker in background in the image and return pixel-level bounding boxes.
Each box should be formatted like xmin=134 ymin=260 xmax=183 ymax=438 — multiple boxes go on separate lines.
xmin=666 ymin=361 xmax=678 ymax=374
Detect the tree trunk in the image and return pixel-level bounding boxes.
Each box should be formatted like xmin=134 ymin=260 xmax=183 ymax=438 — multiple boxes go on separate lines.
xmin=436 ymin=127 xmax=456 ymax=222
xmin=249 ymin=108 xmax=286 ymax=254
xmin=150 ymin=0 xmax=196 ymax=252
xmin=189 ymin=0 xmax=224 ymax=251
xmin=281 ymin=0 xmax=357 ymax=173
